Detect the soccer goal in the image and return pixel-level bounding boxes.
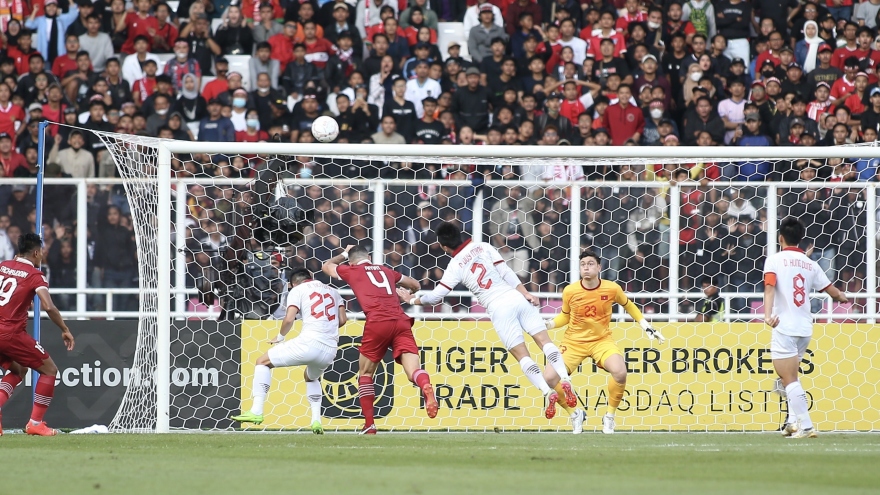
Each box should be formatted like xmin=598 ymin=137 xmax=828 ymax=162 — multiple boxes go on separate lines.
xmin=91 ymin=130 xmax=880 ymax=433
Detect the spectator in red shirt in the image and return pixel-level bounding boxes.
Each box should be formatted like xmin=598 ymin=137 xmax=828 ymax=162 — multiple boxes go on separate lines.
xmin=616 ymin=0 xmax=647 ymax=34
xmin=831 ymin=57 xmax=860 ymax=100
xmin=504 ymin=0 xmax=541 ymax=36
xmin=235 ymin=109 xmax=269 ymax=142
xmin=52 ymin=35 xmax=81 ymax=78
xmin=0 ymin=132 xmax=26 ymax=176
xmin=132 ymin=59 xmax=158 ymax=105
xmin=201 ymin=57 xmax=230 ymax=102
xmin=559 ymin=80 xmax=587 ymax=126
xmin=269 ymin=21 xmax=298 ymax=72
xmin=119 ymin=0 xmax=159 ymax=54
xmin=8 ymin=30 xmax=40 ymax=76
xmin=604 ymin=84 xmax=644 ymax=145
xmin=0 ymin=84 xmax=25 ymax=139
xmin=303 ymin=20 xmax=335 ymax=70
xmin=151 ymin=2 xmax=178 ymax=54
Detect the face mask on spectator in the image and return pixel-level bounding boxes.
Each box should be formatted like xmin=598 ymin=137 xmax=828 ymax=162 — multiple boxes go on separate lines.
xmin=650 ymin=108 xmax=663 ymax=119
xmin=175 ymin=50 xmax=188 ymax=60
xmin=300 ymin=166 xmax=312 ymax=178
xmin=233 ymin=98 xmax=246 ymax=108
xmin=246 ymin=118 xmax=259 ymax=128
xmin=258 ymin=87 xmax=270 ymax=94
xmin=156 ymin=108 xmax=168 ymax=115
xmin=690 ymin=71 xmax=702 ymax=82
xmin=648 ymin=21 xmax=660 ymax=29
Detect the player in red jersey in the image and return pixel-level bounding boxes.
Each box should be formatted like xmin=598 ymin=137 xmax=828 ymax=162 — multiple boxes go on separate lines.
xmin=323 ymin=245 xmax=437 ymax=434
xmin=0 ymin=233 xmax=75 ymax=436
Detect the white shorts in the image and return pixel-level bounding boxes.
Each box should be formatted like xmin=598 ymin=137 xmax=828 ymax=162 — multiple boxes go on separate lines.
xmin=267 ymin=337 xmax=337 ymax=380
xmin=770 ymin=330 xmax=811 ymax=360
xmin=487 ymin=296 xmax=546 ymax=350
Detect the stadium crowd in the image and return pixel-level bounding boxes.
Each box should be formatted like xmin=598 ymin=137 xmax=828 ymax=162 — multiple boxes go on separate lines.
xmin=0 ymin=0 xmax=871 ymax=318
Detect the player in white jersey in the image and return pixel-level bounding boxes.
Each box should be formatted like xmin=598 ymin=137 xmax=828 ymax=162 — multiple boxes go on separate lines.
xmin=763 ymin=218 xmax=847 ymax=439
xmin=232 ymin=269 xmax=346 ymax=434
xmin=395 ymin=222 xmax=578 ymax=417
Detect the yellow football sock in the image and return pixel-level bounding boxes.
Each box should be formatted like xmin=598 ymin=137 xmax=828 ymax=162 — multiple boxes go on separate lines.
xmin=554 ymin=383 xmax=575 ymax=415
xmin=606 ymin=378 xmax=625 ymax=416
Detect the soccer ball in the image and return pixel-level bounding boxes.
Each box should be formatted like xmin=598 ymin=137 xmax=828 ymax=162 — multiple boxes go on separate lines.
xmin=311 ymin=116 xmax=339 ymax=143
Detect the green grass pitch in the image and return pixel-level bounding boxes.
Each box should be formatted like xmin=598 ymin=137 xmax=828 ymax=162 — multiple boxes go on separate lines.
xmin=4 ymin=433 xmax=879 ymax=494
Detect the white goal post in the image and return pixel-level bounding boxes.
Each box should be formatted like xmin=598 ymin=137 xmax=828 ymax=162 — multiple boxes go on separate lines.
xmin=94 ymin=131 xmax=880 ymax=433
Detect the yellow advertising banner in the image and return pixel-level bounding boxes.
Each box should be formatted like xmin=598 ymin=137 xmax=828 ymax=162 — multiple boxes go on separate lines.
xmin=241 ymin=321 xmax=880 ymax=431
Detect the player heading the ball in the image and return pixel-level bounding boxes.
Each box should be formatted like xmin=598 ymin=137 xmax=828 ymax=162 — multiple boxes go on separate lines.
xmin=544 ymin=249 xmax=665 ymax=434
xmin=323 ymin=245 xmax=439 ymax=435
xmin=231 ymin=269 xmax=346 ymax=434
xmin=763 ymin=217 xmax=847 ymax=439
xmin=0 ymin=233 xmax=75 ymax=436
xmin=396 ymin=222 xmax=578 ymax=417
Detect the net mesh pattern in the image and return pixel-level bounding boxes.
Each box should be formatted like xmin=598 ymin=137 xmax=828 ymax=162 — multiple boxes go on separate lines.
xmin=92 ymin=130 xmax=879 ymax=432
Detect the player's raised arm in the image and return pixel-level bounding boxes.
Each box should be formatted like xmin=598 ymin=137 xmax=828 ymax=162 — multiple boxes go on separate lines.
xmin=397 ymin=274 xmax=420 ymax=292
xmin=321 ymin=245 xmax=354 ymax=279
xmin=36 ymin=287 xmax=74 ymax=351
xmin=544 ymin=287 xmax=572 ymax=330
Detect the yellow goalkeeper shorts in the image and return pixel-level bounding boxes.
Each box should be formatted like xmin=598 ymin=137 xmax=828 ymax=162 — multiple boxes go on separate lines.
xmin=560 ymin=337 xmax=622 ymax=374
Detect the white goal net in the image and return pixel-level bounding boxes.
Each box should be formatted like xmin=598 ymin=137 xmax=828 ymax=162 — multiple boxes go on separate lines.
xmin=92 ymin=130 xmax=880 ymax=433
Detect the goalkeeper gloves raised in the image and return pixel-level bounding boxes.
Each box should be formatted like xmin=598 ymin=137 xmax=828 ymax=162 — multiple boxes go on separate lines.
xmin=639 ymin=320 xmax=665 ymax=344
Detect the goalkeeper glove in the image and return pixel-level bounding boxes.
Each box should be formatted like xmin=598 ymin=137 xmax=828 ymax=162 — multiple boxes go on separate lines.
xmin=639 ymin=320 xmax=665 ymax=344
xmin=544 ymin=319 xmax=556 ymax=330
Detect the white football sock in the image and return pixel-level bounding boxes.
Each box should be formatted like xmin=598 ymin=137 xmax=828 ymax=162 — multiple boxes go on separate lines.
xmin=250 ymin=365 xmax=272 ymax=416
xmin=785 ymin=381 xmax=813 ymax=430
xmin=518 ymin=356 xmax=551 ymax=394
xmin=306 ymin=379 xmax=323 ymax=423
xmin=542 ymin=343 xmax=570 ymax=381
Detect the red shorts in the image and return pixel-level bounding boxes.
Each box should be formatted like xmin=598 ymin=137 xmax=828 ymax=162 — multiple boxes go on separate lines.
xmin=360 ymin=318 xmax=418 ymax=364
xmin=0 ymin=331 xmax=50 ymax=370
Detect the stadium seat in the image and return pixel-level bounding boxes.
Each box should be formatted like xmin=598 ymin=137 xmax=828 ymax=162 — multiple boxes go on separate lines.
xmin=154 ymin=53 xmax=175 ymax=74
xmin=188 ymin=121 xmax=200 ymax=140
xmin=200 ymin=75 xmax=216 ymax=92
xmin=437 ymin=22 xmax=470 ymax=61
xmin=225 ymin=55 xmax=253 ymax=91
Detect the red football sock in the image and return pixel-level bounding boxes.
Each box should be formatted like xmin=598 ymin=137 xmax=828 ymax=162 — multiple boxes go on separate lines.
xmin=0 ymin=372 xmax=22 ymax=408
xmin=30 ymin=374 xmax=55 ymax=423
xmin=357 ymin=375 xmax=375 ymax=427
xmin=412 ymin=369 xmax=431 ymax=390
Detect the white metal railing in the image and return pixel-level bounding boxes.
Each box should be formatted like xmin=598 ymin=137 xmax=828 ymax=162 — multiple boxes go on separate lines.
xmin=4 ymin=177 xmax=879 ymax=321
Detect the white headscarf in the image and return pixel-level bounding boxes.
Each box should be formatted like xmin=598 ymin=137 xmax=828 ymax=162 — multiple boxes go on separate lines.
xmin=803 ymin=21 xmax=822 ymax=73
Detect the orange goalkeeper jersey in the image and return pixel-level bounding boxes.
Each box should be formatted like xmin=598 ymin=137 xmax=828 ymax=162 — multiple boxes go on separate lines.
xmin=558 ymin=279 xmax=631 ymax=344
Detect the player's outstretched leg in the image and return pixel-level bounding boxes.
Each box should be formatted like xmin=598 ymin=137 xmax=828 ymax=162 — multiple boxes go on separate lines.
xmin=305 ymin=371 xmax=324 ymax=435
xmin=26 ymin=359 xmax=60 ymax=436
xmin=602 ymin=354 xmax=627 ymax=435
xmin=357 ymin=354 xmax=378 ymax=435
xmin=400 ymin=353 xmax=438 ymax=419
xmin=509 ymin=344 xmax=557 ymax=418
xmin=0 ymin=363 xmax=26 ymax=436
xmin=532 ymin=332 xmax=577 ymax=409
xmin=231 ymin=355 xmax=273 ymax=425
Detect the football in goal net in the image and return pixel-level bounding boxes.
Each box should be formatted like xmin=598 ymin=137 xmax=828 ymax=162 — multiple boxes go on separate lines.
xmin=90 ymin=129 xmax=879 ymax=433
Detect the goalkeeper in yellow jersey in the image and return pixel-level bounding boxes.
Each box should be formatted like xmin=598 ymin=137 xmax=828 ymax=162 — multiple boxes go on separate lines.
xmin=543 ymin=249 xmax=666 ymax=434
